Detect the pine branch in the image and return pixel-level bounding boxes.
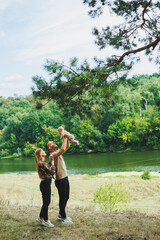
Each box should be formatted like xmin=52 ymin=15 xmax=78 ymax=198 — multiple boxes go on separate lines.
xmin=141 ymin=0 xmax=152 ymax=28
xmin=107 ymin=35 xmax=160 ymax=67
xmin=58 ymin=62 xmax=80 ymax=76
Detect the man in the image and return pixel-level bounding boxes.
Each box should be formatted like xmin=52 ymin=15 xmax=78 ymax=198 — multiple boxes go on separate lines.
xmin=45 ymin=137 xmax=73 ymax=225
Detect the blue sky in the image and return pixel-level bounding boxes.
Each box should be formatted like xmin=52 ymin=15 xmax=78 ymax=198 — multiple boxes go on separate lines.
xmin=0 ymin=0 xmax=159 ymax=98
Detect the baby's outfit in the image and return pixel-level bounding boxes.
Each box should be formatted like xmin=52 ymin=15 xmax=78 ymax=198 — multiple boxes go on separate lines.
xmin=61 ymin=130 xmax=79 ymax=145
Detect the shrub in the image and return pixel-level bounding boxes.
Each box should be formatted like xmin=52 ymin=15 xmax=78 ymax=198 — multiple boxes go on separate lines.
xmin=146 ymin=136 xmax=159 ymax=149
xmin=0 ymin=149 xmax=9 ymax=157
xmin=13 ymin=152 xmax=22 ymax=158
xmin=23 ymin=142 xmax=37 ymax=156
xmin=93 ymin=182 xmax=128 ymax=211
xmin=141 ymin=170 xmax=151 ymax=180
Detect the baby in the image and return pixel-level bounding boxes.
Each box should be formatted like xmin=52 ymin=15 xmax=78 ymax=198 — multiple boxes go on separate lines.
xmin=57 ymin=126 xmax=79 ymax=145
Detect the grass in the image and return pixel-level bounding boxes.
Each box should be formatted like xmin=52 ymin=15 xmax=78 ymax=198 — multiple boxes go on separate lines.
xmin=1 ymin=155 xmax=15 ymax=159
xmin=0 ymin=173 xmax=160 ymax=240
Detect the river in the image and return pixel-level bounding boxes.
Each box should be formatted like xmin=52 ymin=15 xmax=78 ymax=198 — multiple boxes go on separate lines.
xmin=0 ymin=150 xmax=159 ymax=174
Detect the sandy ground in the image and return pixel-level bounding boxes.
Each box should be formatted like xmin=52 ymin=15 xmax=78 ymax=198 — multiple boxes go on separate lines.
xmin=1 ymin=173 xmax=160 ymax=240
xmin=0 ymin=172 xmax=160 ymax=214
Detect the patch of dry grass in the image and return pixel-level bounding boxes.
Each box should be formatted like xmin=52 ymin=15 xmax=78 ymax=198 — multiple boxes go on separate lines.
xmin=0 ymin=173 xmax=160 ymax=240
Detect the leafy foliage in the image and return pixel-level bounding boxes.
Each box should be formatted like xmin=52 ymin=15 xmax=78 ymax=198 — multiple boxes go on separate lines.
xmin=23 ymin=142 xmax=37 ymax=157
xmin=32 ymin=58 xmax=120 ymax=114
xmin=84 ymin=0 xmax=160 ymax=66
xmin=141 ymin=170 xmax=151 ymax=180
xmin=93 ymin=182 xmax=129 ymax=211
xmin=0 ymin=74 xmax=160 ymax=157
xmin=32 ymin=1 xmax=160 ymax=109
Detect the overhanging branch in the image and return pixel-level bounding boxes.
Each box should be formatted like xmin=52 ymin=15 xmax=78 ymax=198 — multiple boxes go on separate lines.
xmin=108 ymin=35 xmax=160 ymax=67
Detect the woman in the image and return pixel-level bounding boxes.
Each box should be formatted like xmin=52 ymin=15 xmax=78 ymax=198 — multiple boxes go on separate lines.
xmin=35 ymin=148 xmax=55 ymax=228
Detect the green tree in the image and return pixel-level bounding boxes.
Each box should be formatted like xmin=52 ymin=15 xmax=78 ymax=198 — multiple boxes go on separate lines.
xmin=2 ymin=113 xmax=26 ymax=144
xmin=23 ymin=141 xmax=37 ymax=156
xmin=104 ymin=105 xmax=160 ymax=151
xmin=0 ymin=73 xmax=159 ymax=155
xmin=32 ymin=1 xmax=160 ymax=110
xmin=32 ymin=58 xmax=117 ymax=114
xmin=20 ymin=112 xmax=43 ymax=143
xmin=68 ymin=118 xmax=105 ymax=153
xmin=107 ymin=84 xmax=141 ymax=118
xmin=83 ymin=0 xmax=160 ymax=69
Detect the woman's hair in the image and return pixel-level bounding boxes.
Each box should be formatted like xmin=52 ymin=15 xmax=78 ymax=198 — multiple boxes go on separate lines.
xmin=35 ymin=148 xmax=43 ymax=176
xmin=35 ymin=148 xmax=42 ymax=163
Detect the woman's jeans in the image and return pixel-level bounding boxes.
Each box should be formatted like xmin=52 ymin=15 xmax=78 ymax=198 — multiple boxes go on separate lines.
xmin=39 ymin=178 xmax=51 ymax=221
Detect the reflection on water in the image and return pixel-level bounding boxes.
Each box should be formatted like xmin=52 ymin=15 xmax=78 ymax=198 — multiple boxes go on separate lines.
xmin=0 ymin=150 xmax=159 ymax=174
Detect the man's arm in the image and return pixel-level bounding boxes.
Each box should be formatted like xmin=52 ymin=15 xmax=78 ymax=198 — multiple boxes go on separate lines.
xmin=53 ymin=137 xmax=70 ymax=157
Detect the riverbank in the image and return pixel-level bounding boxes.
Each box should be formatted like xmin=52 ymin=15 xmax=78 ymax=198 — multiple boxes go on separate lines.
xmin=1 ymin=150 xmax=160 ymax=175
xmin=1 ymin=148 xmax=160 ymax=159
xmin=0 ymin=173 xmax=160 ymax=240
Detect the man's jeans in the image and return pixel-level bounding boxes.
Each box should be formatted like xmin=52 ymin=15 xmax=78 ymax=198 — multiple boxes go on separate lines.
xmin=55 ymin=176 xmax=70 ymax=219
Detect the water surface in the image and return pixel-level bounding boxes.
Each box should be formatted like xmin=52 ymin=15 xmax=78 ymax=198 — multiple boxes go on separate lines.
xmin=0 ymin=150 xmax=159 ymax=174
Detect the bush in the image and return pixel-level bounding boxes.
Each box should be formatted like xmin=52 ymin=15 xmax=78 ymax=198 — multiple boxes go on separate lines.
xmin=0 ymin=149 xmax=9 ymax=157
xmin=13 ymin=152 xmax=22 ymax=158
xmin=141 ymin=170 xmax=151 ymax=180
xmin=146 ymin=136 xmax=159 ymax=149
xmin=23 ymin=142 xmax=37 ymax=156
xmin=93 ymin=182 xmax=128 ymax=211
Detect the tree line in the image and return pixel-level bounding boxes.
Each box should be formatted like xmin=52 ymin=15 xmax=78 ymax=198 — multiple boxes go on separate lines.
xmin=0 ymin=73 xmax=160 ymax=157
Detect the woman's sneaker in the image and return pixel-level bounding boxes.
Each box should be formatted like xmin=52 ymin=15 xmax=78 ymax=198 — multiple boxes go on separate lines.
xmin=36 ymin=217 xmax=43 ymax=224
xmin=42 ymin=219 xmax=54 ymax=228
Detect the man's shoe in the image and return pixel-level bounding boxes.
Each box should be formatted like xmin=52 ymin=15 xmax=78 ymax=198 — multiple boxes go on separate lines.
xmin=61 ymin=218 xmax=73 ymax=225
xmin=36 ymin=217 xmax=43 ymax=224
xmin=42 ymin=219 xmax=54 ymax=228
xmin=58 ymin=214 xmax=72 ymax=221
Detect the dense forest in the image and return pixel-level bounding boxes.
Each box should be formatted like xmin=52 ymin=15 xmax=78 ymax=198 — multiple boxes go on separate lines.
xmin=0 ymin=73 xmax=160 ymax=157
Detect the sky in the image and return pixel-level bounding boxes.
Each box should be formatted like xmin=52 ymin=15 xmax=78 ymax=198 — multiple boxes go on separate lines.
xmin=0 ymin=0 xmax=159 ymax=98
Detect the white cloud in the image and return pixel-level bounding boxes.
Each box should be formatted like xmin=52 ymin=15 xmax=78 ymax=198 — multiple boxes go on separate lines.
xmin=0 ymin=0 xmax=24 ymax=12
xmin=15 ymin=13 xmax=97 ymax=63
xmin=13 ymin=1 xmax=122 ymax=65
xmin=4 ymin=73 xmax=24 ymax=82
xmin=0 ymin=0 xmax=159 ymax=99
xmin=0 ymin=31 xmax=6 ymax=38
xmin=0 ymin=73 xmax=30 ymax=97
xmin=16 ymin=38 xmax=94 ymax=64
xmin=0 ymin=82 xmax=26 ymax=89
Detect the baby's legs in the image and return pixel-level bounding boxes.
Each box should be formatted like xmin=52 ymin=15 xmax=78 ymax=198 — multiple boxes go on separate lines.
xmin=70 ymin=139 xmax=79 ymax=145
xmin=68 ymin=134 xmax=79 ymax=145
